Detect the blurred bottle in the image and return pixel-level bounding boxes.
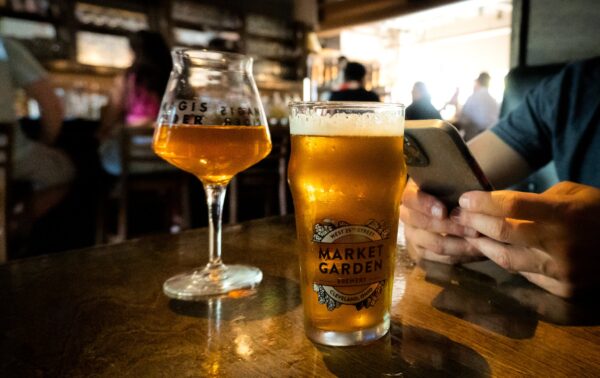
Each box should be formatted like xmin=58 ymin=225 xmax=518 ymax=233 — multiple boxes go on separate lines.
xmin=11 ymin=0 xmax=24 ymax=12
xmin=88 ymin=83 xmax=108 ymax=120
xmin=24 ymin=0 xmax=37 ymax=14
xmin=268 ymin=92 xmax=286 ymax=126
xmin=14 ymin=89 xmax=28 ymax=118
xmin=27 ymin=98 xmax=40 ymax=119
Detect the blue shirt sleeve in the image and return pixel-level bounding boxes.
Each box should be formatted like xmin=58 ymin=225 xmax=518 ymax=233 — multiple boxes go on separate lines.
xmin=490 ymin=71 xmax=563 ymax=171
xmin=493 ymin=58 xmax=600 ymax=186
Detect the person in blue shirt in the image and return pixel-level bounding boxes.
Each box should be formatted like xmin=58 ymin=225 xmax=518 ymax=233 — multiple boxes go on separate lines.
xmin=405 ymin=81 xmax=442 ymax=120
xmin=400 ymin=57 xmax=600 ymax=298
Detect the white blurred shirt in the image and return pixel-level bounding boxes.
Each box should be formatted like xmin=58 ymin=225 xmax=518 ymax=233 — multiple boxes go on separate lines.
xmin=459 ymin=87 xmax=500 ymax=141
xmin=0 ymin=37 xmax=46 ymax=159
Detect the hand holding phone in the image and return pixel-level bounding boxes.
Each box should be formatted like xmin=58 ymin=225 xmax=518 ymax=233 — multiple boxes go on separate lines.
xmin=404 ymin=120 xmax=493 ymax=209
xmin=400 ymin=120 xmax=492 ymax=265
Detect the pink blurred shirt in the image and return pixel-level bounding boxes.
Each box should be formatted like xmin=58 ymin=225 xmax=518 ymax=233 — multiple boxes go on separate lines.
xmin=125 ymin=74 xmax=161 ymax=125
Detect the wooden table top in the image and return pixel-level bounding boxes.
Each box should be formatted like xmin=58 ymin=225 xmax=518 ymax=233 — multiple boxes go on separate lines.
xmin=1 ymin=216 xmax=599 ymax=377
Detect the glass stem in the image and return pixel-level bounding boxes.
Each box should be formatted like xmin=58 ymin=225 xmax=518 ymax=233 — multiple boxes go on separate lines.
xmin=204 ymin=183 xmax=227 ymax=270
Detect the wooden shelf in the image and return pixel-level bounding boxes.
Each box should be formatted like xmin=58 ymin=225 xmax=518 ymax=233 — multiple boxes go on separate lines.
xmin=76 ymin=23 xmax=138 ymax=36
xmin=245 ymin=32 xmax=295 ymax=44
xmin=252 ymin=55 xmax=302 ymax=64
xmin=74 ymin=0 xmax=146 ymax=13
xmin=257 ymin=79 xmax=302 ymax=92
xmin=172 ymin=19 xmax=241 ymax=33
xmin=170 ymin=41 xmax=245 ymax=55
xmin=44 ymin=60 xmax=122 ymax=76
xmin=0 ymin=9 xmax=55 ymax=23
xmin=0 ymin=0 xmax=307 ymax=90
xmin=171 ymin=41 xmax=207 ymax=49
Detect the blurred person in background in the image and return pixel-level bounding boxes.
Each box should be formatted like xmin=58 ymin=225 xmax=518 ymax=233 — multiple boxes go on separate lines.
xmin=329 ymin=62 xmax=380 ymax=102
xmin=455 ymin=72 xmax=499 ymax=141
xmin=405 ymin=81 xmax=442 ymax=120
xmin=0 ymin=37 xmax=74 ymax=219
xmin=400 ymin=57 xmax=600 ymax=299
xmin=97 ymin=31 xmax=172 ymax=175
xmin=332 ymin=56 xmax=348 ymax=90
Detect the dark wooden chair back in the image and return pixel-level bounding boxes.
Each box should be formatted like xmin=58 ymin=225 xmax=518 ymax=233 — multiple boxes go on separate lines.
xmin=228 ymin=124 xmax=290 ymax=224
xmin=98 ymin=126 xmax=190 ymax=243
xmin=0 ymin=123 xmax=13 ymax=262
xmin=119 ymin=126 xmax=166 ymax=177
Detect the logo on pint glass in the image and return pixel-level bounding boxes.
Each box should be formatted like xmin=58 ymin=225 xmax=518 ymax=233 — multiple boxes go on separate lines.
xmin=312 ymin=219 xmax=390 ymax=311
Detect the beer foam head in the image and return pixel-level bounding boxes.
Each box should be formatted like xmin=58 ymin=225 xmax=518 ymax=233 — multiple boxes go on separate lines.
xmin=289 ymin=103 xmax=404 ymax=136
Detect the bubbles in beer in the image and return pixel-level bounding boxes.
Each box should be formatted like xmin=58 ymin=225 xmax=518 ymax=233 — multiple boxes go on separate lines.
xmin=290 ymin=112 xmax=404 ymax=137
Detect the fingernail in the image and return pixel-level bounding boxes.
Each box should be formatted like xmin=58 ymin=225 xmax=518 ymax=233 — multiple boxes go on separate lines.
xmin=431 ymin=204 xmax=443 ymax=219
xmin=459 ymin=195 xmax=470 ymax=209
xmin=463 ymin=227 xmax=478 ymax=237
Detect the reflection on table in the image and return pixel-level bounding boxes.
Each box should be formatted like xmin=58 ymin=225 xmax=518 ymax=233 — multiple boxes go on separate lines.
xmin=0 ymin=216 xmax=598 ymax=376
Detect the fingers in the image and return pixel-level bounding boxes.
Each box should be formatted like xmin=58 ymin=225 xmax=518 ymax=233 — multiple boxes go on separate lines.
xmin=400 ymin=180 xmax=472 ymax=237
xmin=451 ymin=208 xmax=541 ymax=248
xmin=401 ymin=181 xmax=484 ymax=265
xmin=459 ymin=190 xmax=562 ymax=222
xmin=520 ymin=272 xmax=575 ymax=298
xmin=465 ymin=237 xmax=560 ymax=279
xmin=401 ymin=205 xmax=478 ymax=237
xmin=420 ymin=250 xmax=485 ymax=265
xmin=402 ymin=181 xmax=447 ymax=220
xmin=407 ymin=239 xmax=483 ymax=265
xmin=405 ymin=225 xmax=483 ymax=263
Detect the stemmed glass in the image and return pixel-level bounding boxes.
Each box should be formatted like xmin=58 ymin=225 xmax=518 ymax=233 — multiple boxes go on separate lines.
xmin=153 ymin=49 xmax=272 ymax=300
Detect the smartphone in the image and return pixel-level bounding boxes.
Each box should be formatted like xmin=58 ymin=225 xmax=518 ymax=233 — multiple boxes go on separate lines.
xmin=404 ymin=120 xmax=493 ymax=209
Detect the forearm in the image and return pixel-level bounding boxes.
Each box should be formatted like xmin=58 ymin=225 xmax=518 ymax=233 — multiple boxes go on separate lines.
xmin=98 ymin=102 xmax=124 ymax=138
xmin=468 ymin=130 xmax=532 ymax=189
xmin=98 ymin=75 xmax=126 ymax=139
xmin=39 ymin=92 xmax=64 ymax=144
xmin=25 ymin=78 xmax=64 ymax=145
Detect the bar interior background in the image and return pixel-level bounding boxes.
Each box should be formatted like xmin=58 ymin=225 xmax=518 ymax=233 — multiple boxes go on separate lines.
xmin=0 ymin=0 xmax=599 ymax=262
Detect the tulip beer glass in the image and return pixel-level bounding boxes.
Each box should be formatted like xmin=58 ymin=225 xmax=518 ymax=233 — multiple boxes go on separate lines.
xmin=288 ymin=102 xmax=407 ymax=345
xmin=153 ymin=49 xmax=271 ymax=300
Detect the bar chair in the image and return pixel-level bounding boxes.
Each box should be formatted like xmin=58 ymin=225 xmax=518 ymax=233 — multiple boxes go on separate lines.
xmin=97 ymin=126 xmax=191 ymax=243
xmin=0 ymin=123 xmax=12 ymax=262
xmin=228 ymin=124 xmax=290 ymax=224
xmin=0 ymin=123 xmax=34 ymax=261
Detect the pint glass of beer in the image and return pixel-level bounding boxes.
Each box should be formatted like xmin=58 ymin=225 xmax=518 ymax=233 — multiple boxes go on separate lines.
xmin=288 ymin=102 xmax=407 ymax=346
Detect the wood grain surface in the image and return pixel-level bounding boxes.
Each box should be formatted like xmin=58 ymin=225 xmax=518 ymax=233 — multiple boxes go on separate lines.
xmin=1 ymin=216 xmax=599 ymax=377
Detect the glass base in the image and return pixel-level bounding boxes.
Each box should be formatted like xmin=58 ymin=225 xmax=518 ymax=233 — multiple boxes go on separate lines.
xmin=163 ymin=264 xmax=263 ymax=300
xmin=305 ymin=314 xmax=390 ymax=346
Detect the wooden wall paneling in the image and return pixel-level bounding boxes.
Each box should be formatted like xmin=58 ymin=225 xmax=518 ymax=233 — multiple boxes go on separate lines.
xmin=318 ymin=0 xmax=459 ymax=32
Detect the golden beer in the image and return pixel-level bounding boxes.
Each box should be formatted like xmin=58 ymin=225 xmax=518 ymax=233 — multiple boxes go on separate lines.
xmin=288 ymin=103 xmax=406 ymax=345
xmin=154 ymin=124 xmax=272 ymax=184
xmin=155 ymin=49 xmax=270 ymax=299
